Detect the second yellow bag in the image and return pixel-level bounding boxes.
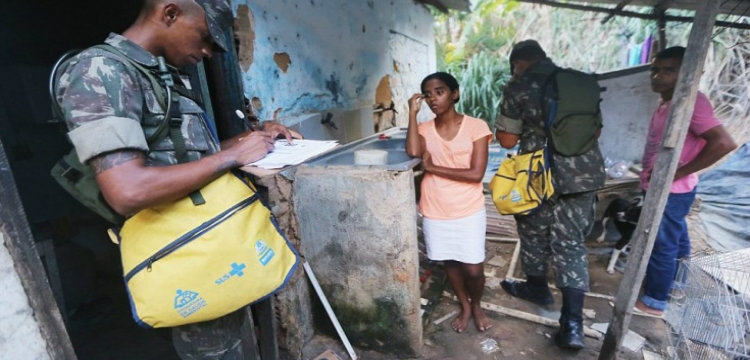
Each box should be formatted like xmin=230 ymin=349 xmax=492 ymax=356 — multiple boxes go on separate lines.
xmin=110 ymin=171 xmax=299 ymax=328
xmin=489 ymin=148 xmax=554 ymax=215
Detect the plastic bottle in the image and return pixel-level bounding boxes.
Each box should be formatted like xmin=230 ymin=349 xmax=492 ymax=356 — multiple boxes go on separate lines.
xmin=607 ymin=160 xmax=632 ymax=179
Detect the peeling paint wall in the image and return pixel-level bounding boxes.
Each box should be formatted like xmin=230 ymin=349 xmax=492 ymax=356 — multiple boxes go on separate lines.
xmin=231 ymin=0 xmax=435 ymax=140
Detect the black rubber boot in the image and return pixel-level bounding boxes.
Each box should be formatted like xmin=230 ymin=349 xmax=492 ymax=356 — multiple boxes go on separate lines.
xmin=556 ymin=287 xmax=585 ymax=350
xmin=500 ymin=276 xmax=554 ymax=306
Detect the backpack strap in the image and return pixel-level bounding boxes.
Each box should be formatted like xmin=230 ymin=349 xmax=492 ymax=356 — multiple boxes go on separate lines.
xmin=540 ymin=66 xmax=561 ymax=142
xmin=538 ymin=67 xmax=561 ymax=171
xmin=152 ymin=56 xmax=189 ymax=163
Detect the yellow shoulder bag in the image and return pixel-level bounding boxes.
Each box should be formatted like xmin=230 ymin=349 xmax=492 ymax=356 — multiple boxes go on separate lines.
xmin=109 ymin=171 xmax=299 ymax=328
xmin=489 ymin=147 xmax=554 ymax=215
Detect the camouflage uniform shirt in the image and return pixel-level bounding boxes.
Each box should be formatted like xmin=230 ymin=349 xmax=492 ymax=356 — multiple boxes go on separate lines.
xmin=55 ymin=33 xmax=220 ymax=165
xmin=496 ymin=58 xmax=605 ymax=194
xmin=55 ymin=33 xmax=246 ymax=359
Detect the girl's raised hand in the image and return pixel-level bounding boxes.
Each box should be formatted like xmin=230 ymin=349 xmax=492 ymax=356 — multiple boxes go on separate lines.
xmin=408 ymin=93 xmax=424 ymax=115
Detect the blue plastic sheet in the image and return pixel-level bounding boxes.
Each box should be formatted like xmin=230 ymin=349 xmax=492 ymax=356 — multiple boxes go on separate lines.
xmin=696 ymin=142 xmax=750 ymax=250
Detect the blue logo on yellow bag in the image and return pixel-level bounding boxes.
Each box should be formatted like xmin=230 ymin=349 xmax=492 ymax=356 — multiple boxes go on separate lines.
xmin=215 ymin=262 xmax=246 ymax=285
xmin=510 ymin=189 xmax=523 ymax=203
xmin=174 ymin=289 xmax=206 ymax=318
xmin=254 ymin=240 xmax=275 ymax=266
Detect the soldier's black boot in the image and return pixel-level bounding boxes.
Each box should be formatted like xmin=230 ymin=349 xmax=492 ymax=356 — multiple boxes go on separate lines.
xmin=500 ymin=276 xmax=554 ymax=306
xmin=556 ymin=287 xmax=585 ymax=350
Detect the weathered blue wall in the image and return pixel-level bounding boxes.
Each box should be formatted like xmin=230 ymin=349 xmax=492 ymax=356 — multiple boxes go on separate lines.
xmin=231 ymin=0 xmax=436 ymax=140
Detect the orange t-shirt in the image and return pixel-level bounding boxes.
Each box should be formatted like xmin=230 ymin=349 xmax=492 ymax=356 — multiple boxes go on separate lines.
xmin=417 ymin=115 xmax=492 ymax=219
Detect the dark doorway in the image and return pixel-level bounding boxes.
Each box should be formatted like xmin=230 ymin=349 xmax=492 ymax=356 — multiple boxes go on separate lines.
xmin=0 ymin=1 xmax=179 ymax=358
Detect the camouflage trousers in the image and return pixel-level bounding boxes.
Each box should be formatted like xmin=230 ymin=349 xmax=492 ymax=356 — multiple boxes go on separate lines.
xmin=172 ymin=308 xmax=249 ymax=360
xmin=514 ymin=191 xmax=596 ymax=291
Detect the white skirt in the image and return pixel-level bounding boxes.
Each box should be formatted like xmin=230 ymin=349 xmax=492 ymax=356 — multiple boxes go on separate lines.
xmin=422 ymin=208 xmax=486 ymax=264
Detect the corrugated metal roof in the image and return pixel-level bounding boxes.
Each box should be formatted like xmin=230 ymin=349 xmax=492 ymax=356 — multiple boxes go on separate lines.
xmin=516 ymin=0 xmax=750 ymax=29
xmin=417 ymin=0 xmax=750 ymax=18
xmin=571 ymin=0 xmax=750 ymax=16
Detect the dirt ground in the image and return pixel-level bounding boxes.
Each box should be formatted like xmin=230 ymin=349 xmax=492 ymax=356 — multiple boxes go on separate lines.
xmin=300 ymin=206 xmax=712 ymax=360
xmin=410 ymin=238 xmax=670 ymax=360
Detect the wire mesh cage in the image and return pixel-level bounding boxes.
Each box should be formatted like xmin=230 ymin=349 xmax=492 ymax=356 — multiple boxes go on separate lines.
xmin=665 ymin=249 xmax=750 ymax=360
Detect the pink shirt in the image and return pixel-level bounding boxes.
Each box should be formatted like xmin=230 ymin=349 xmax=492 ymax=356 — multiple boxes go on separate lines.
xmin=418 ymin=116 xmax=492 ymax=219
xmin=640 ymin=92 xmax=721 ymax=193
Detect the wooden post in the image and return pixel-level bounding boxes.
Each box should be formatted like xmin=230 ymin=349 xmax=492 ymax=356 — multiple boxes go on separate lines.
xmin=254 ymin=299 xmax=280 ymax=360
xmin=597 ymin=2 xmax=719 ymax=359
xmin=656 ymin=8 xmax=667 ymax=51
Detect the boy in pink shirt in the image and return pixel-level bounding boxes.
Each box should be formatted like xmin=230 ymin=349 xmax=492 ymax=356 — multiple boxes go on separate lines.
xmin=635 ymin=46 xmax=736 ymax=316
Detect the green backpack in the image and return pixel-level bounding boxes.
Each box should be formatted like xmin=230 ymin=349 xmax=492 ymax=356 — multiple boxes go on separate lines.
xmin=543 ymin=67 xmax=603 ymax=157
xmin=49 ymin=44 xmax=184 ymax=224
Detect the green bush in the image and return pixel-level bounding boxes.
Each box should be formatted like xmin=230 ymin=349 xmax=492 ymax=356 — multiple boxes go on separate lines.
xmin=445 ymin=51 xmax=510 ymax=129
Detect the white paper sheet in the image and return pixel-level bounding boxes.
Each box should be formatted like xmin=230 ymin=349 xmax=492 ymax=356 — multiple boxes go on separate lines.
xmin=247 ymin=139 xmax=339 ymax=169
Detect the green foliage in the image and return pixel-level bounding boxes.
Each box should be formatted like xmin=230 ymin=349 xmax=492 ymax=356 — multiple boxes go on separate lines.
xmin=432 ymin=1 xmax=662 ymax=127
xmin=445 ymin=51 xmax=510 ymax=128
xmin=434 ymin=0 xmax=517 ymax=68
xmin=433 ymin=0 xmax=517 ymax=127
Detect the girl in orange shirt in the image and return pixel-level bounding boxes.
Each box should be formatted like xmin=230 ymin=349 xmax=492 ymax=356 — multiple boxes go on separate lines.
xmin=406 ymin=72 xmax=493 ymax=332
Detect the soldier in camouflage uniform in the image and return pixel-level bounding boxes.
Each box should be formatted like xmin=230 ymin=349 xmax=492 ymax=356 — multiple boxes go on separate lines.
xmin=494 ymin=40 xmax=605 ymax=350
xmin=55 ymin=0 xmax=298 ymax=358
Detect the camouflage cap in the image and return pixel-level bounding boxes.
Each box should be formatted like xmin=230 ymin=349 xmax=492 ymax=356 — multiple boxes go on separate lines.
xmin=509 ymin=39 xmax=545 ymax=62
xmin=195 ymin=0 xmax=233 ymax=52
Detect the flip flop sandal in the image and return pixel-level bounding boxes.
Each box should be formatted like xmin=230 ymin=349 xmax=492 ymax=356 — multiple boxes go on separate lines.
xmin=632 ymin=304 xmax=664 ymax=319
